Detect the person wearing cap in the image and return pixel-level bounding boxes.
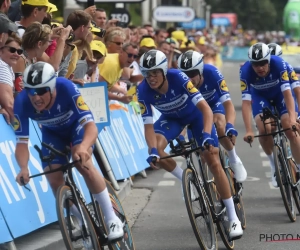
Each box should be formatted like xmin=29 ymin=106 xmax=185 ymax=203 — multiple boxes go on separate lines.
xmin=89 ymin=40 xmax=106 ymax=82
xmin=171 ymin=30 xmax=186 ymax=47
xmin=0 ymin=13 xmax=18 ymax=47
xmin=0 ymin=0 xmax=11 ymax=14
xmin=15 ymin=0 xmax=54 ymax=38
xmin=140 ymin=35 xmax=156 ymax=49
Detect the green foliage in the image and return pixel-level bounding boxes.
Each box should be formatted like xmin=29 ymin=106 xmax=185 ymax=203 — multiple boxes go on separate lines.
xmin=206 ymin=0 xmax=289 ymax=30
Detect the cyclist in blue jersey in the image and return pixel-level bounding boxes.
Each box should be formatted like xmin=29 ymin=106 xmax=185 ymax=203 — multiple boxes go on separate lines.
xmin=137 ymin=49 xmax=243 ymax=239
xmin=177 ymin=50 xmax=247 ymax=183
xmin=267 ymin=43 xmax=300 ymax=117
xmin=14 ymin=62 xmax=124 ymax=243
xmin=240 ymin=43 xmax=300 ymax=187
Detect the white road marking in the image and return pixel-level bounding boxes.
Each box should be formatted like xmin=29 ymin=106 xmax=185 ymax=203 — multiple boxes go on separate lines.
xmin=158 ymin=181 xmax=176 ymax=186
xmin=245 ymin=176 xmax=260 ymax=181
xmin=260 ymin=152 xmax=267 ymax=157
xmin=163 ymin=172 xmax=176 ymax=179
xmin=262 ymin=161 xmax=270 ymax=167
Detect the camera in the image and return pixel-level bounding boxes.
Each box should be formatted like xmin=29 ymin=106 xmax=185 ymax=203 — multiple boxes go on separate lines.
xmin=116 ymin=21 xmax=127 ymax=28
xmin=94 ymin=28 xmax=106 ymax=38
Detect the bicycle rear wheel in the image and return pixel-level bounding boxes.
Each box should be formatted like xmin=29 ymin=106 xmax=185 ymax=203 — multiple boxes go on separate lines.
xmin=104 ymin=180 xmax=135 ymax=250
xmin=223 ymin=151 xmax=246 ymax=230
xmin=56 ymin=185 xmax=101 ymax=250
xmin=273 ymin=145 xmax=296 ymax=222
xmin=287 ymin=158 xmax=300 ymax=214
xmin=182 ymin=168 xmax=217 ymax=250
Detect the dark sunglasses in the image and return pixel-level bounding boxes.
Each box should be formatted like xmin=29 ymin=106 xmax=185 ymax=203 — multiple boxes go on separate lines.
xmin=251 ymin=60 xmax=268 ymax=67
xmin=25 ymin=87 xmax=50 ymax=96
xmin=124 ymin=50 xmax=138 ymax=59
xmin=184 ymin=70 xmax=200 ymax=78
xmin=1 ymin=46 xmax=23 ymax=55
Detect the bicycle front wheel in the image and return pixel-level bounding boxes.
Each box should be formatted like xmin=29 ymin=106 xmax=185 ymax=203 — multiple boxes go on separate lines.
xmin=182 ymin=168 xmax=217 ymax=250
xmin=56 ymin=185 xmax=101 ymax=250
xmin=287 ymin=158 xmax=300 ymax=214
xmin=273 ymin=145 xmax=296 ymax=222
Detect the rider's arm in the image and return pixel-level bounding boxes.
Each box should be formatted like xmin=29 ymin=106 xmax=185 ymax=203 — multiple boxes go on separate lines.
xmin=293 ymin=87 xmax=300 ymax=115
xmin=283 ymin=89 xmax=297 ymax=122
xmin=144 ymin=124 xmax=157 ymax=149
xmin=223 ymin=100 xmax=236 ymax=125
xmin=196 ymin=100 xmax=213 ymax=134
xmin=15 ymin=143 xmax=29 ymax=171
xmin=81 ymin=122 xmax=98 ymax=150
xmin=242 ymin=100 xmax=253 ymax=132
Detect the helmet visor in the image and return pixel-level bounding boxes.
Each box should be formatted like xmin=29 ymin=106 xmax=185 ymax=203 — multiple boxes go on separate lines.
xmin=251 ymin=60 xmax=268 ymax=67
xmin=25 ymin=87 xmax=50 ymax=96
xmin=184 ymin=69 xmax=200 ymax=78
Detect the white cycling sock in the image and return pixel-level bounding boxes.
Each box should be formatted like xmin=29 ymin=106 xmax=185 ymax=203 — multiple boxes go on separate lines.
xmin=93 ymin=188 xmax=117 ymax=225
xmin=227 ymin=147 xmax=239 ymax=164
xmin=170 ymin=165 xmax=183 ymax=180
xmin=222 ymin=197 xmax=238 ymax=221
xmin=70 ymin=204 xmax=83 ymax=227
xmin=267 ymin=153 xmax=275 ymax=172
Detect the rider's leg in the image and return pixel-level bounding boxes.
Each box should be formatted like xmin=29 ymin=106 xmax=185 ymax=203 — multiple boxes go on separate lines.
xmin=281 ymin=113 xmax=300 ymax=172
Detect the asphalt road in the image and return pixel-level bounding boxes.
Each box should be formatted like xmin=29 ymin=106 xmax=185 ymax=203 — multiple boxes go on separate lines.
xmin=131 ymin=62 xmax=300 ymax=250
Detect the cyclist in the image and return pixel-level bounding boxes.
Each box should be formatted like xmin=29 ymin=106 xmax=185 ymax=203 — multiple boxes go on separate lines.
xmin=267 ymin=43 xmax=300 ymax=117
xmin=240 ymin=42 xmax=300 ymax=187
xmin=137 ymin=49 xmax=243 ymax=239
xmin=177 ymin=50 xmax=247 ymax=183
xmin=13 ymin=62 xmax=124 ymax=243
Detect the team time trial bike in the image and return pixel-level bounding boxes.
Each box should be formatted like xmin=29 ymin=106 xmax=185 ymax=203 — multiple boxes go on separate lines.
xmin=248 ymin=104 xmax=300 ymax=222
xmin=21 ymin=142 xmax=135 ymax=250
xmin=159 ymin=132 xmax=245 ymax=250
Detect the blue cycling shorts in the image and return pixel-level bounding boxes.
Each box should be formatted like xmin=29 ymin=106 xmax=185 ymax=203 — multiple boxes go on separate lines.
xmin=251 ymin=92 xmax=297 ymax=118
xmin=41 ymin=120 xmax=91 ymax=169
xmin=153 ymin=108 xmax=218 ymax=149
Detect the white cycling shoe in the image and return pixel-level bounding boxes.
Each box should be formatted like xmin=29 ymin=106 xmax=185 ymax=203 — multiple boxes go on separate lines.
xmin=181 ymin=183 xmax=197 ymax=202
xmin=230 ymin=158 xmax=247 ymax=182
xmin=107 ymin=217 xmax=124 ymax=242
xmin=271 ymin=169 xmax=278 ymax=188
xmin=229 ymin=219 xmax=243 ymax=240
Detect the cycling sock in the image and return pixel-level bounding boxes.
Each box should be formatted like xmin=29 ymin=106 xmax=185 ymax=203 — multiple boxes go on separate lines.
xmin=170 ymin=165 xmax=183 ymax=180
xmin=267 ymin=153 xmax=275 ymax=172
xmin=222 ymin=197 xmax=238 ymax=221
xmin=227 ymin=147 xmax=239 ymax=164
xmin=70 ymin=204 xmax=83 ymax=227
xmin=93 ymin=188 xmax=117 ymax=225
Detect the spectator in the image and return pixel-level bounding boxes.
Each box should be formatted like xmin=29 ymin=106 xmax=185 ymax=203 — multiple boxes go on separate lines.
xmin=0 ymin=13 xmax=17 ymax=47
xmin=154 ymin=29 xmax=167 ymax=46
xmin=143 ymin=23 xmax=154 ymax=37
xmin=0 ymin=0 xmax=11 ymax=14
xmin=94 ymin=8 xmax=107 ymax=29
xmin=128 ymin=25 xmax=138 ymax=44
xmin=98 ymin=43 xmax=139 ymax=103
xmin=140 ymin=35 xmax=156 ymax=50
xmin=137 ymin=27 xmax=148 ymax=42
xmin=15 ymin=0 xmax=52 ymax=38
xmin=0 ymin=34 xmax=22 ymax=124
xmin=104 ymin=27 xmax=126 ymax=54
xmin=65 ymin=10 xmax=93 ymax=78
xmin=8 ymin=0 xmax=21 ymax=21
xmin=89 ymin=40 xmax=107 ymax=82
xmin=157 ymin=41 xmax=172 ymax=68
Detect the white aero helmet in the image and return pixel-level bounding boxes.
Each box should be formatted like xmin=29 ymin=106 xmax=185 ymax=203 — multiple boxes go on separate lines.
xmin=139 ymin=49 xmax=168 ymax=77
xmin=177 ymin=50 xmax=204 ymax=75
xmin=267 ymin=43 xmax=282 ymax=57
xmin=248 ymin=43 xmax=271 ymax=63
xmin=23 ymin=62 xmax=56 ymax=93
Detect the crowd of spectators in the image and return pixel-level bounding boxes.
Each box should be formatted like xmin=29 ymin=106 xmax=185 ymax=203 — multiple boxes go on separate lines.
xmin=0 ymin=0 xmax=233 ymax=126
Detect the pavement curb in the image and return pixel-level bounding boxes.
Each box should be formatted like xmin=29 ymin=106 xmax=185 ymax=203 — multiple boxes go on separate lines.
xmin=12 ymin=180 xmax=132 ymax=250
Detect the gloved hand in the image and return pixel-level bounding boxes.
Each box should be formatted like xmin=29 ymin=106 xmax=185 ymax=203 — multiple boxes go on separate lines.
xmin=225 ymin=123 xmax=238 ymax=137
xmin=146 ymin=148 xmax=160 ymax=164
xmin=200 ymin=132 xmax=215 ymax=149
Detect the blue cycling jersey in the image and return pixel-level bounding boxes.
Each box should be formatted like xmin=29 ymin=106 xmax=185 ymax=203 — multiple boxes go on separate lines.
xmin=14 ymin=77 xmax=94 ymax=144
xmin=240 ymin=55 xmax=291 ymax=101
xmin=137 ymin=68 xmax=204 ymax=124
xmin=200 ymin=64 xmax=231 ymax=106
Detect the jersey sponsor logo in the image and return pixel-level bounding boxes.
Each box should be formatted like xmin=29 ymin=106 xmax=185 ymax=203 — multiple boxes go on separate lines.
xmin=179 ymin=72 xmax=189 ymax=81
xmin=13 ymin=115 xmax=21 ymax=131
xmin=202 ymin=89 xmax=216 ymax=100
xmin=76 ymin=96 xmax=89 ymax=111
xmin=219 ymin=80 xmax=229 ymax=91
xmin=155 ymin=94 xmax=188 ymax=111
xmin=281 ymin=71 xmax=289 ymax=81
xmin=250 ymin=80 xmax=279 ymax=90
xmin=240 ymin=81 xmax=247 ymax=91
xmin=291 ymin=71 xmax=299 ymax=81
xmin=38 ymin=110 xmax=74 ymax=127
xmin=186 ymin=81 xmax=198 ymax=94
xmin=138 ymin=102 xmax=146 ymax=115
